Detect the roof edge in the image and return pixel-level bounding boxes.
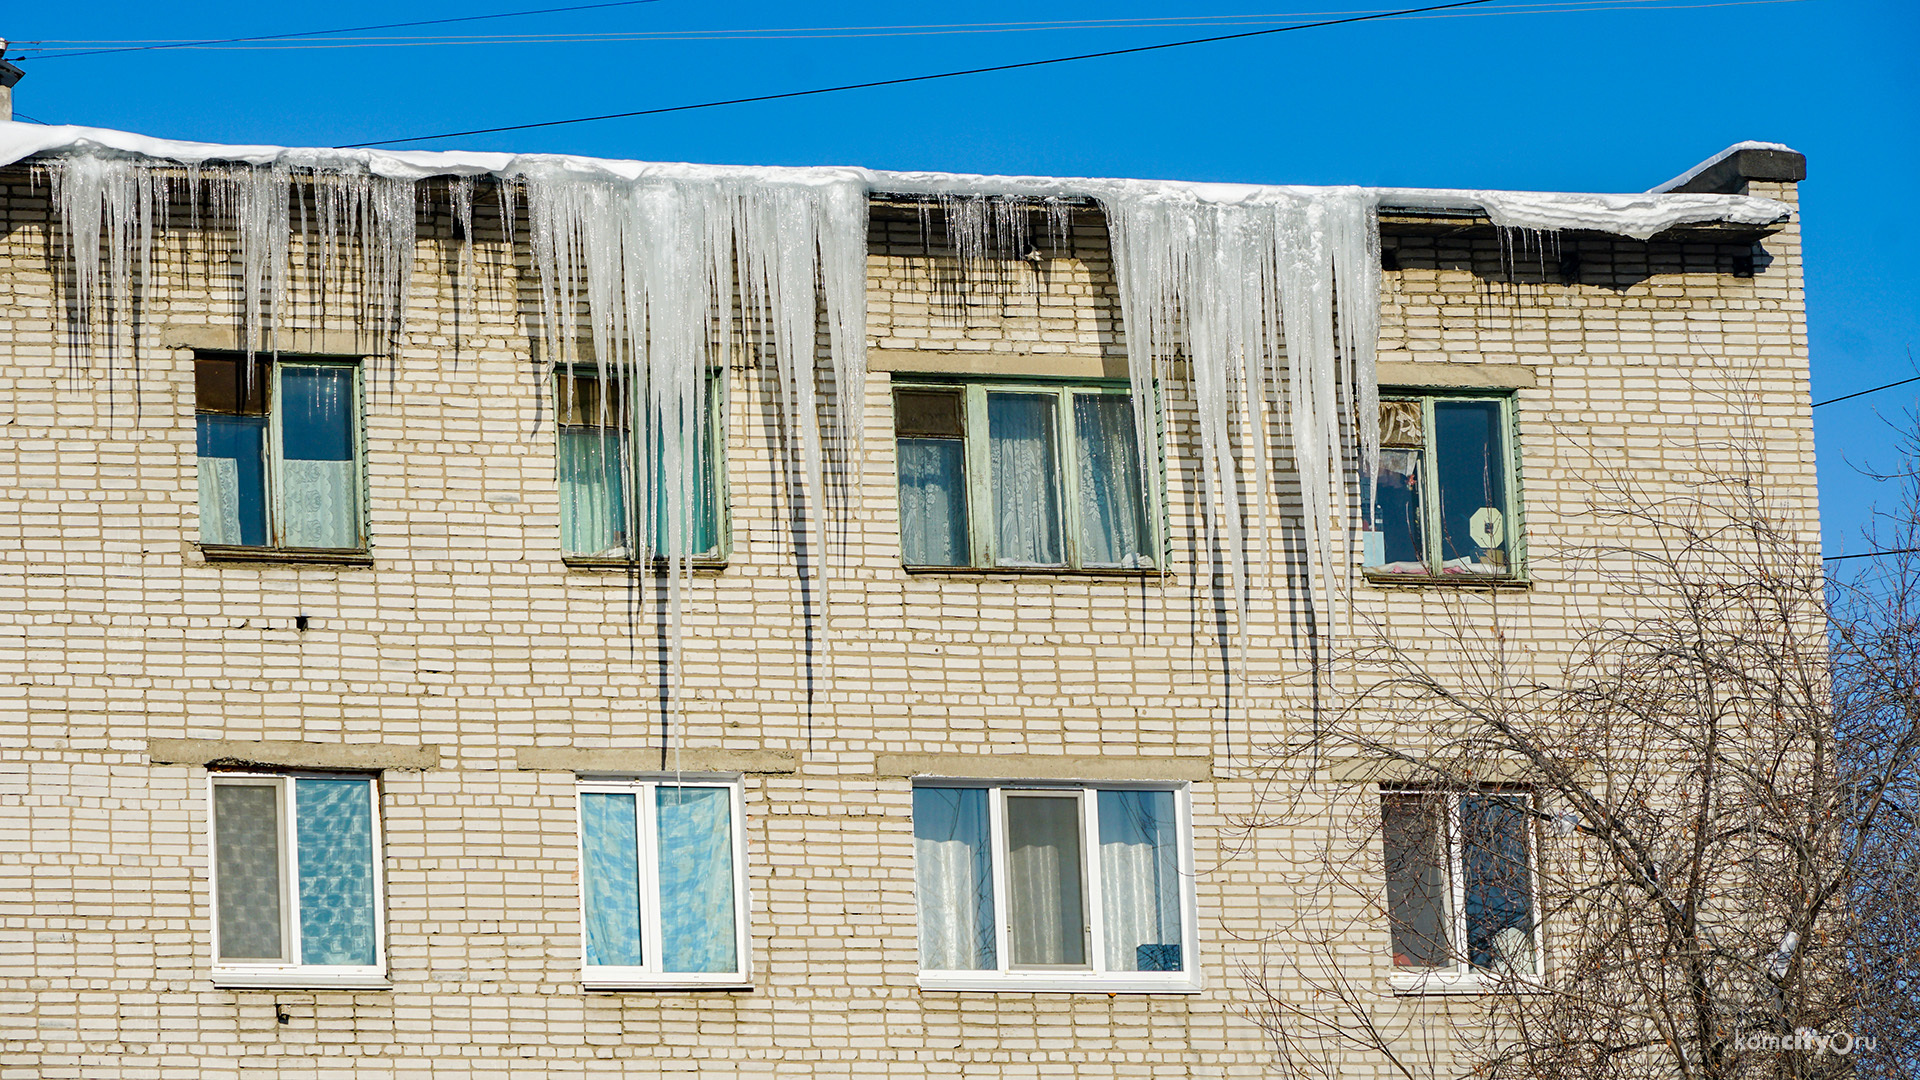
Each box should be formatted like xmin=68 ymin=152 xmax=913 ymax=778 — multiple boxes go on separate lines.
xmin=1651 ymin=141 xmax=1806 ymax=194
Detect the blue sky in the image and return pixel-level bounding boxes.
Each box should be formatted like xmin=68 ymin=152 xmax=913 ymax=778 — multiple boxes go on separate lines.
xmin=6 ymin=0 xmax=1915 ymax=555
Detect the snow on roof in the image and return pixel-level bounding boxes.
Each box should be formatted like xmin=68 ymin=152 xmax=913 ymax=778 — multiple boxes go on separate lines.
xmin=1649 ymin=140 xmax=1798 ymax=195
xmin=0 ymin=120 xmax=1792 ymax=242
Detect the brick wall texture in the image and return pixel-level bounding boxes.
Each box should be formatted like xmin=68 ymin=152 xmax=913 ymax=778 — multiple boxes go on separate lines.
xmin=0 ymin=169 xmax=1817 ymax=1078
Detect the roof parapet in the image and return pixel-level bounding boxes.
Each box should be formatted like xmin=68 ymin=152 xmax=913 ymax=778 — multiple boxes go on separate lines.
xmin=1652 ymin=141 xmax=1806 ymax=195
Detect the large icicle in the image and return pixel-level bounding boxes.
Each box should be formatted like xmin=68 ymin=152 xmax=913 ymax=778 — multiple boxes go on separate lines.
xmin=1104 ymin=187 xmax=1381 ymax=668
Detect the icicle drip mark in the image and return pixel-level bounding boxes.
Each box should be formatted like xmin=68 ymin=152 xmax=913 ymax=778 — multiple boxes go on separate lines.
xmin=1103 ymin=187 xmax=1381 ymax=675
xmin=916 ymin=193 xmax=1074 ymax=317
xmin=518 ymin=170 xmax=869 ymax=723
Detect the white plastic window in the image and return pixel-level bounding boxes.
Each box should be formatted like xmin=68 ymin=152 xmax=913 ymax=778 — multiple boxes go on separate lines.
xmin=912 ymin=782 xmax=1198 ymax=992
xmin=1382 ymin=789 xmax=1541 ymax=992
xmin=576 ymin=778 xmax=750 ymax=988
xmin=208 ymin=773 xmax=385 ymax=988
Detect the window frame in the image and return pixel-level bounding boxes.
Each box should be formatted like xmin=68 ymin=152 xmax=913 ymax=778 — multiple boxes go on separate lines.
xmin=205 ymin=771 xmax=388 ymax=990
xmin=555 ymin=365 xmax=731 ymax=568
xmin=195 ymin=353 xmax=369 ymax=558
xmin=574 ymin=775 xmax=752 ymax=990
xmin=911 ymin=779 xmax=1201 ymax=993
xmin=892 ymin=378 xmax=1165 ymax=573
xmin=1381 ymin=787 xmax=1544 ymax=995
xmin=1364 ymin=390 xmax=1526 ymax=582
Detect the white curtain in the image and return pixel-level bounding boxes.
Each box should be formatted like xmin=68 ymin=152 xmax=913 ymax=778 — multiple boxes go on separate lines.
xmin=559 ymin=427 xmax=629 ymax=557
xmin=1098 ymin=790 xmax=1183 ymax=972
xmin=913 ymin=788 xmax=995 ymax=970
xmin=1073 ymin=394 xmax=1151 ymax=568
xmin=1005 ymin=796 xmax=1085 ymax=966
xmin=198 ymin=457 xmax=242 ymax=545
xmin=987 ymin=393 xmax=1064 ymax=566
xmin=897 ymin=438 xmax=968 ymax=565
xmin=281 ymin=460 xmax=358 ymax=549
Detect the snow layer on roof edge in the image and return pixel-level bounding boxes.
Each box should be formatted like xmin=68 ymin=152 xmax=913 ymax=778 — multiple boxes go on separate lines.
xmin=0 ymin=121 xmax=1790 ymax=241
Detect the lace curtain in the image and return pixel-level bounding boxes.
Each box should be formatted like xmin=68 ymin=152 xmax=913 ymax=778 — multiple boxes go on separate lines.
xmin=1073 ymin=394 xmax=1152 ymax=568
xmin=1097 ymin=789 xmax=1183 ymax=971
xmin=987 ymin=393 xmax=1064 ymax=566
xmin=898 ymin=438 xmax=968 ymax=565
xmin=913 ymin=788 xmax=996 ymax=970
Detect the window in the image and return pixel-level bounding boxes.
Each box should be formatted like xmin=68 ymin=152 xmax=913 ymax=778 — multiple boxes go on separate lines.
xmin=196 ymin=354 xmax=365 ymax=552
xmin=208 ymin=773 xmax=384 ymax=987
xmin=577 ymin=778 xmax=749 ymax=987
xmin=1364 ymin=394 xmax=1521 ymax=578
xmin=1382 ymin=790 xmax=1539 ymax=989
xmin=912 ymin=782 xmax=1196 ymax=991
xmin=894 ymin=382 xmax=1156 ymax=570
xmin=557 ymin=369 xmax=723 ymax=562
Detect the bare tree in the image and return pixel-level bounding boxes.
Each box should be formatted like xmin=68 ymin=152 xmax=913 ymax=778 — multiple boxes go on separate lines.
xmin=1241 ymin=422 xmax=1920 ymax=1080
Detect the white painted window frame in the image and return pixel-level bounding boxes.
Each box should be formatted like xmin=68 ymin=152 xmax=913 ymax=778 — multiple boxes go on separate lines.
xmin=206 ymin=772 xmax=388 ymax=989
xmin=913 ymin=779 xmax=1202 ymax=993
xmin=575 ymin=775 xmax=752 ymax=990
xmin=1383 ymin=788 xmax=1544 ymax=995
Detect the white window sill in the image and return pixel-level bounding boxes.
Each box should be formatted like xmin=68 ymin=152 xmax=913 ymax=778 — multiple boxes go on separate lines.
xmin=1388 ymin=968 xmax=1541 ymax=996
xmin=917 ymin=972 xmax=1203 ymax=994
xmin=583 ymin=971 xmax=753 ymax=992
xmin=212 ymin=967 xmax=390 ymax=990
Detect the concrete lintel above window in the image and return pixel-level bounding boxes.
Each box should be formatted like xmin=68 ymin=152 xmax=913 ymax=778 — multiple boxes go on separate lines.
xmin=878 ymin=752 xmax=1212 ymax=782
xmin=1324 ymin=757 xmax=1541 ymax=786
xmin=515 ymin=747 xmax=798 ymax=775
xmin=1374 ymin=362 xmax=1537 ymax=389
xmin=149 ymin=738 xmax=441 ymax=771
xmin=163 ymin=324 xmax=375 ymax=357
xmin=870 ymin=349 xmax=1127 ymax=380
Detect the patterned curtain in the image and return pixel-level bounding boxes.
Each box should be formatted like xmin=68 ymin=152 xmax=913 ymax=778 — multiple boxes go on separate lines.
xmin=987 ymin=393 xmax=1064 ymax=566
xmin=294 ymin=778 xmax=377 ymax=966
xmin=581 ymin=792 xmax=643 ymax=967
xmin=655 ymin=786 xmax=737 ymax=974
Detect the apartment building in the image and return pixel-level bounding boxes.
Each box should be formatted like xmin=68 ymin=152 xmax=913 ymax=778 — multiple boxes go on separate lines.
xmin=0 ymin=124 xmax=1814 ymax=1076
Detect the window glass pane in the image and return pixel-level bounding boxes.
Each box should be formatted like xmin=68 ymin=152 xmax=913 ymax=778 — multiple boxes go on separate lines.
xmin=895 ymin=389 xmax=965 ymax=438
xmin=1005 ymin=794 xmax=1086 ymax=967
xmin=987 ymin=393 xmax=1064 ymax=567
xmin=913 ymin=787 xmax=996 ymax=971
xmin=1073 ymin=395 xmax=1152 ymax=569
xmin=655 ymin=786 xmax=738 ymax=974
xmin=580 ymin=792 xmax=643 ymax=968
xmin=197 ymin=415 xmax=268 ymax=547
xmin=559 ymin=426 xmax=630 ymax=557
xmin=643 ymin=393 xmax=719 ymax=558
xmin=1097 ymin=790 xmax=1183 ymax=972
xmin=214 ymin=783 xmax=285 ymax=962
xmin=195 ymin=355 xmax=268 ymax=416
xmin=294 ymin=778 xmax=377 ymax=966
xmin=898 ymin=438 xmax=969 ymax=566
xmin=1462 ymin=795 xmax=1535 ymax=972
xmin=1433 ymin=400 xmax=1508 ymax=573
xmin=1366 ymin=448 xmax=1426 ymax=573
xmin=279 ymin=366 xmax=360 ymax=549
xmin=1383 ymin=794 xmax=1450 ymax=967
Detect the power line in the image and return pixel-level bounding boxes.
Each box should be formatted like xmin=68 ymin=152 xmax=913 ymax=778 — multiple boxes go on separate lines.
xmin=346 ymin=0 xmax=1513 ymax=147
xmin=1813 ymin=375 xmax=1920 ymax=409
xmin=9 ymin=0 xmax=668 ymax=62
xmin=1824 ymin=547 xmax=1920 ymax=563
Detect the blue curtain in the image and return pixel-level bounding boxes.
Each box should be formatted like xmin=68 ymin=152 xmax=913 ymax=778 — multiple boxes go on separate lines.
xmin=581 ymin=792 xmax=644 ymax=967
xmin=656 ymin=786 xmax=738 ymax=974
xmin=987 ymin=393 xmax=1064 ymax=566
xmin=1072 ymin=395 xmax=1152 ymax=568
xmin=294 ymin=778 xmax=377 ymax=966
xmin=913 ymin=787 xmax=996 ymax=970
xmin=197 ymin=415 xmax=268 ymax=546
xmin=1097 ymin=789 xmax=1183 ymax=972
xmin=898 ymin=438 xmax=968 ymax=565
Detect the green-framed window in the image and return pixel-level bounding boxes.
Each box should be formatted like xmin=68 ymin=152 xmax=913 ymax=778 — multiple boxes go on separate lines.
xmin=557 ymin=369 xmax=725 ymax=562
xmin=196 ymin=353 xmax=365 ymax=552
xmin=893 ymin=381 xmax=1157 ymax=571
xmin=1364 ymin=393 xmax=1523 ymax=579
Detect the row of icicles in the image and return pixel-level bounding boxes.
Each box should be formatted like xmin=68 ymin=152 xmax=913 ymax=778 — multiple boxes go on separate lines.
xmin=42 ymin=153 xmax=1384 ymax=700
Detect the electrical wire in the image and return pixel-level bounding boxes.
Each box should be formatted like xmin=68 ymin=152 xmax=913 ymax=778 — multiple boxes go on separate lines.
xmin=1813 ymin=375 xmax=1920 ymax=409
xmin=345 ymin=0 xmax=1522 ymax=147
xmin=8 ymin=0 xmax=668 ymax=62
xmin=10 ymin=0 xmax=1807 ymax=54
xmin=1824 ymin=547 xmax=1920 ymax=563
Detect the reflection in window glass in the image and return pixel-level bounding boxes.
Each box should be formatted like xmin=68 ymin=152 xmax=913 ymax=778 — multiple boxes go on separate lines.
xmin=1364 ymin=396 xmax=1518 ymax=577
